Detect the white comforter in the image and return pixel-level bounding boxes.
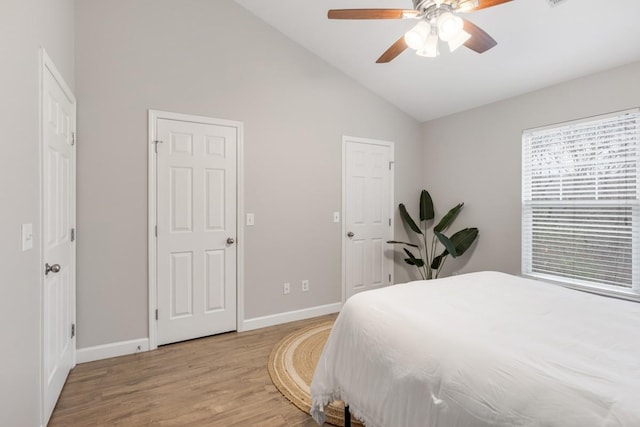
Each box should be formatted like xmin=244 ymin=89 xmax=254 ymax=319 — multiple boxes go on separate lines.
xmin=310 ymin=271 xmax=640 ymax=427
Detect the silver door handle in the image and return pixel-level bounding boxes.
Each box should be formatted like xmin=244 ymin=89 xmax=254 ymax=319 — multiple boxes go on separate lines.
xmin=226 ymin=238 xmax=235 ymax=244
xmin=347 ymin=232 xmax=354 ymax=238
xmin=45 ymin=263 xmax=61 ymax=275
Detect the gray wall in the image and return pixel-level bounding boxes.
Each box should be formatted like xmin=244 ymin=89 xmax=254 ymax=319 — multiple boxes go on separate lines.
xmin=0 ymin=0 xmax=74 ymax=424
xmin=422 ymin=61 xmax=640 ymax=277
xmin=75 ymin=0 xmax=423 ymax=348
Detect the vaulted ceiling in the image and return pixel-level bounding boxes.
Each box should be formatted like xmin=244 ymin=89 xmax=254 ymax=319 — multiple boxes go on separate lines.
xmin=235 ymin=0 xmax=640 ymax=122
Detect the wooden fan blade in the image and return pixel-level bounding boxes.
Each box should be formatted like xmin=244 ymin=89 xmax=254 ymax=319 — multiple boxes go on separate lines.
xmin=376 ymin=37 xmax=408 ymax=63
xmin=458 ymin=0 xmax=512 ymax=12
xmin=463 ymin=19 xmax=497 ymax=53
xmin=328 ymin=9 xmax=417 ymax=20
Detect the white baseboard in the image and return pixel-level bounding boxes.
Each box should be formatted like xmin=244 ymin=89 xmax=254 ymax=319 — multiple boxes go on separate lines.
xmin=76 ymin=303 xmax=341 ymax=362
xmin=240 ymin=302 xmax=342 ymax=332
xmin=76 ymin=338 xmax=150 ymax=364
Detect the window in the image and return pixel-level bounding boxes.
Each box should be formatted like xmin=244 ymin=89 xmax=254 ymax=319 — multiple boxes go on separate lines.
xmin=522 ymin=109 xmax=640 ymax=297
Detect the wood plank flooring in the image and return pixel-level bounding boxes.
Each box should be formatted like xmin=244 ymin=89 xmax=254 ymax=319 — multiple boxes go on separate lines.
xmin=50 ymin=314 xmax=337 ymax=426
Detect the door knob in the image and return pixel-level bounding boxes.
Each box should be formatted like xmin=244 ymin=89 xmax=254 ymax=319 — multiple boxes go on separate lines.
xmin=45 ymin=263 xmax=61 ymax=275
xmin=347 ymin=232 xmax=354 ymax=238
xmin=226 ymin=237 xmax=235 ymax=244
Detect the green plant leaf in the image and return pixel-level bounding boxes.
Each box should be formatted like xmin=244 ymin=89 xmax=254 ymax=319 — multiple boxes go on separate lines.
xmin=403 ymin=247 xmax=416 ymax=259
xmin=431 ymin=252 xmax=446 ymax=269
xmin=419 ymin=190 xmax=434 ymax=221
xmin=433 ymin=203 xmax=464 ymax=233
xmin=435 ymin=231 xmax=458 ymax=257
xmin=387 ymin=240 xmax=419 ymax=248
xmin=403 ymin=249 xmax=425 ymax=267
xmin=399 ymin=203 xmax=422 ymax=235
xmin=404 ymin=258 xmax=425 ymax=267
xmin=430 ymin=228 xmax=478 ymax=264
xmin=449 ymin=228 xmax=479 ymax=257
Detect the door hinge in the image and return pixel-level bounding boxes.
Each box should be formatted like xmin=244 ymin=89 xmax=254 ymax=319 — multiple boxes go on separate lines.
xmin=155 ymin=309 xmax=159 ymax=320
xmin=71 ymin=132 xmax=76 ymax=146
xmin=70 ymin=228 xmax=75 ymax=242
xmin=389 ymin=218 xmax=391 ymax=227
xmin=389 ymin=274 xmax=392 ymax=283
xmin=153 ymin=140 xmax=163 ymax=153
xmin=71 ymin=323 xmax=75 ymax=339
xmin=388 ymin=161 xmax=394 ymax=170
xmin=155 ymin=225 xmax=158 ymax=237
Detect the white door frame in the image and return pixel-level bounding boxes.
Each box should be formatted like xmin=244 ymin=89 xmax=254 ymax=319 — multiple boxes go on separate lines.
xmin=40 ymin=48 xmax=77 ymax=425
xmin=147 ymin=110 xmax=245 ymax=350
xmin=341 ymin=136 xmax=394 ymax=303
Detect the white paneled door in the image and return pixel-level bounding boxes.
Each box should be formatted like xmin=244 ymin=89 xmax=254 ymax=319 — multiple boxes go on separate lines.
xmin=155 ymin=117 xmax=237 ymax=345
xmin=42 ymin=51 xmax=76 ymax=423
xmin=343 ymin=137 xmax=394 ymax=300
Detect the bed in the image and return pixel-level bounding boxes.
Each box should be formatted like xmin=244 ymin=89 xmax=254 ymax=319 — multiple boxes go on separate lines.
xmin=310 ymin=271 xmax=640 ymax=427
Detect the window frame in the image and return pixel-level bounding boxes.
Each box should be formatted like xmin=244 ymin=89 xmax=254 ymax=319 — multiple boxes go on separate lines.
xmin=521 ymin=108 xmax=640 ymax=302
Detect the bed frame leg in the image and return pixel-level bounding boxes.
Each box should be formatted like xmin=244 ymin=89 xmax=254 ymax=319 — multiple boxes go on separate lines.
xmin=344 ymin=405 xmax=351 ymax=427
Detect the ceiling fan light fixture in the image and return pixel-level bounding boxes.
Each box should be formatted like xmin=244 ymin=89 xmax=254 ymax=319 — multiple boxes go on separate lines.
xmin=326 ymin=0 xmax=504 ymax=63
xmin=437 ymin=12 xmax=464 ymax=41
xmin=416 ymin=32 xmax=440 ymax=57
xmin=448 ymin=29 xmax=471 ymax=52
xmin=404 ymin=21 xmax=431 ymax=50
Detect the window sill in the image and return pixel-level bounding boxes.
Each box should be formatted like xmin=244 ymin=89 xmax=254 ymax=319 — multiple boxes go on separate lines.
xmin=522 ymin=272 xmax=640 ymax=303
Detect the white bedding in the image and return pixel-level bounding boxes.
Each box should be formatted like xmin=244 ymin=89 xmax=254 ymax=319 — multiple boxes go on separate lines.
xmin=310 ymin=271 xmax=640 ymax=427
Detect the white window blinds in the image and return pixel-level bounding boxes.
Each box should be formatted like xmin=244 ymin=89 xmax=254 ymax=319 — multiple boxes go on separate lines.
xmin=522 ymin=109 xmax=640 ymax=292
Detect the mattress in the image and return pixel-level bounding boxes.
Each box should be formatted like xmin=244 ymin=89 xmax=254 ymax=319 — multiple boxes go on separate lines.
xmin=310 ymin=271 xmax=640 ymax=427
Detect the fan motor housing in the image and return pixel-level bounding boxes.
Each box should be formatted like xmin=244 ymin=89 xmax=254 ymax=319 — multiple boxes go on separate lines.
xmin=413 ymin=0 xmax=478 ymax=13
xmin=412 ymin=0 xmax=437 ymax=12
xmin=412 ymin=0 xmax=462 ymax=18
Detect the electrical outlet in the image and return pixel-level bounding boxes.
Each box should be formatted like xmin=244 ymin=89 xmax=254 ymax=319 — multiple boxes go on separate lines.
xmin=302 ymin=280 xmax=309 ymax=292
xmin=283 ymin=282 xmax=290 ymax=295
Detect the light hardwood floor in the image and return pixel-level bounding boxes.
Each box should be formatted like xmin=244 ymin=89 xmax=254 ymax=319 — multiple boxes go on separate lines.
xmin=50 ymin=314 xmax=337 ymax=426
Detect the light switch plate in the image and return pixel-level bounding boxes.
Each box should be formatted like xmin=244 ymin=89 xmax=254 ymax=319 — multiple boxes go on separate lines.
xmin=22 ymin=223 xmax=33 ymax=251
xmin=333 ymin=212 xmax=340 ymax=223
xmin=246 ymin=213 xmax=255 ymax=226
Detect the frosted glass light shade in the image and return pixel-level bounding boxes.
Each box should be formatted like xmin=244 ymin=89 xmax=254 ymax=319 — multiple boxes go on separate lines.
xmin=438 ymin=13 xmax=464 ymax=41
xmin=448 ymin=29 xmax=471 ymax=52
xmin=416 ymin=33 xmax=440 ymax=57
xmin=404 ymin=21 xmax=431 ymax=50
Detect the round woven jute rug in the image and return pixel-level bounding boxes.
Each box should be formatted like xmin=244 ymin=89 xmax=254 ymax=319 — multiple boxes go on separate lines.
xmin=268 ymin=321 xmax=363 ymax=426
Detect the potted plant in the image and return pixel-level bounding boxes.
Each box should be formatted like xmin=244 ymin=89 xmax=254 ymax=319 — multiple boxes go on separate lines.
xmin=388 ymin=189 xmax=478 ymax=280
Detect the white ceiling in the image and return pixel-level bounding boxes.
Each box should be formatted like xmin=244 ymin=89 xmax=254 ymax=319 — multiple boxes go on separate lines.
xmin=234 ymin=0 xmax=640 ymax=122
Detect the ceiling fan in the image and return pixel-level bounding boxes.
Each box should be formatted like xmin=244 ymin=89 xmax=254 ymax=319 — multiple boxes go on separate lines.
xmin=328 ymin=0 xmax=512 ymax=63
